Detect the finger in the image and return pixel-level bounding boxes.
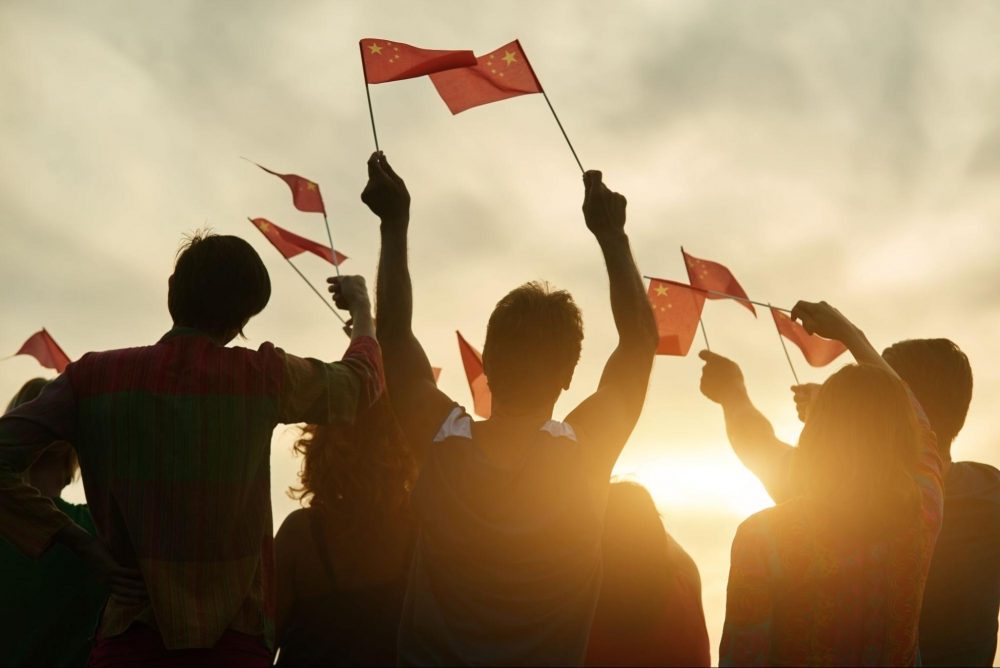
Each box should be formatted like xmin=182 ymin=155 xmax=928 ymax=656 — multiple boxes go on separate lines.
xmin=366 ymin=152 xmax=380 ymax=179
xmin=380 ymin=155 xmax=405 ymax=186
xmin=698 ymin=349 xmax=719 ymax=362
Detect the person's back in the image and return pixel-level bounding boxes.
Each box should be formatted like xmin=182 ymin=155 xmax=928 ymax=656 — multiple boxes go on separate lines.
xmin=585 ymin=482 xmax=710 ymax=667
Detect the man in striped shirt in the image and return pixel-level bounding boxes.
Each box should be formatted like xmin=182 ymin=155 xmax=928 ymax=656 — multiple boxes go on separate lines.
xmin=0 ymin=233 xmax=383 ymax=665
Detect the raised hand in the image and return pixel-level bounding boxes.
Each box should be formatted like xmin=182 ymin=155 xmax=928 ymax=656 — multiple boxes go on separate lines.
xmin=582 ymin=170 xmax=627 ymax=241
xmin=361 ymin=151 xmax=410 ymax=225
xmin=791 ymin=383 xmax=822 ymax=422
xmin=789 ymin=300 xmax=858 ymax=343
xmin=327 ymin=275 xmax=370 ymax=314
xmin=699 ymin=350 xmax=748 ymax=405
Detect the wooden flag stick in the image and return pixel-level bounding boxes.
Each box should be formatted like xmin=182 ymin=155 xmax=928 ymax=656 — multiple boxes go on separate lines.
xmin=359 ymin=43 xmax=381 ymax=152
xmin=641 ymin=276 xmax=791 ymax=313
xmin=541 ymin=91 xmax=584 ymax=174
xmin=280 ymin=255 xmax=350 ymax=334
xmin=699 ymin=317 xmax=711 ymax=351
xmin=770 ymin=302 xmax=801 ymax=385
xmin=321 ymin=213 xmax=342 ymax=278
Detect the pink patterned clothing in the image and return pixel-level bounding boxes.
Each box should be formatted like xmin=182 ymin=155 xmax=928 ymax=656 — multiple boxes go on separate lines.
xmin=720 ymin=393 xmax=944 ymax=667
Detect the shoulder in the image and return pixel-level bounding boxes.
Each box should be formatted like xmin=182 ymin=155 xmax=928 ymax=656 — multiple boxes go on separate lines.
xmin=431 ymin=405 xmax=472 ymax=443
xmin=947 ymin=461 xmax=1000 ymax=501
xmin=276 ymin=507 xmax=313 ymax=544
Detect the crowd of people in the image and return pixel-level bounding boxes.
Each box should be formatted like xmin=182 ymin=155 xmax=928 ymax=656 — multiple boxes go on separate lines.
xmin=1 ymin=152 xmax=998 ymax=667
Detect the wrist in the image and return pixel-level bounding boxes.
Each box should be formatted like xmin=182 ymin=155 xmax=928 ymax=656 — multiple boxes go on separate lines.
xmin=379 ymin=214 xmax=409 ymax=232
xmin=594 ymin=230 xmax=629 ymax=246
xmin=720 ymin=385 xmax=752 ymax=410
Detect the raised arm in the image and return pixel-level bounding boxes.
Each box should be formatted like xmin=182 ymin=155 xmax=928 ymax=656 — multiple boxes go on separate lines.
xmin=699 ymin=351 xmax=795 ymax=503
xmin=567 ymin=171 xmax=658 ymax=477
xmin=361 ymin=152 xmax=453 ymax=452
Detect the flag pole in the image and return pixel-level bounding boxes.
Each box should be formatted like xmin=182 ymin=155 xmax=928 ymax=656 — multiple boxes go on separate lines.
xmin=541 ymin=91 xmax=584 ymax=174
xmin=359 ymin=42 xmax=381 ymax=152
xmin=699 ymin=318 xmax=711 ymax=351
xmin=770 ymin=302 xmax=801 ymax=385
xmin=280 ymin=255 xmax=350 ymax=333
xmin=321 ymin=213 xmax=342 ymax=278
xmin=641 ymin=276 xmax=791 ymax=313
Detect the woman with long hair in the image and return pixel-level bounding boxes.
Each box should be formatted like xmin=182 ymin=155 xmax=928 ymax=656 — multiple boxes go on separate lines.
xmin=586 ymin=481 xmax=711 ymax=667
xmin=274 ymin=394 xmax=416 ymax=666
xmin=719 ymin=301 xmax=944 ymax=666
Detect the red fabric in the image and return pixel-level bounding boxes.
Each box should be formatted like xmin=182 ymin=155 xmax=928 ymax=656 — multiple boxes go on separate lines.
xmin=249 ymin=218 xmax=347 ymax=266
xmin=16 ymin=329 xmax=70 ymax=373
xmin=646 ymin=279 xmax=706 ymax=357
xmin=771 ymin=307 xmax=847 ymax=367
xmin=360 ymin=38 xmax=476 ymax=84
xmin=430 ymin=40 xmax=543 ymax=114
xmin=88 ymin=625 xmax=271 ymax=667
xmin=456 ymin=331 xmax=491 ymax=418
xmin=682 ymin=248 xmax=756 ymax=316
xmin=253 ymin=162 xmax=325 ymax=214
xmin=431 ymin=366 xmax=442 ymax=383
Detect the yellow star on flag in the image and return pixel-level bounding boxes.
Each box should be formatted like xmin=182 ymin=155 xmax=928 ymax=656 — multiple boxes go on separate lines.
xmin=306 ymin=182 xmax=317 ymax=191
xmin=502 ymin=50 xmax=517 ymax=66
xmin=655 ymin=285 xmax=669 ymax=296
xmin=368 ymin=43 xmax=383 ymax=55
xmin=259 ymin=221 xmax=270 ymax=232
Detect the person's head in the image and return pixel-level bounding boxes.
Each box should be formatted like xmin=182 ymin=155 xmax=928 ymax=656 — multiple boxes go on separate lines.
xmin=168 ymin=232 xmax=271 ymax=342
xmin=290 ymin=396 xmax=415 ymax=527
xmin=482 ymin=282 xmax=584 ymax=414
xmin=795 ymin=363 xmax=922 ymax=532
xmin=6 ymin=379 xmax=79 ymax=495
xmin=882 ymin=338 xmax=972 ymax=456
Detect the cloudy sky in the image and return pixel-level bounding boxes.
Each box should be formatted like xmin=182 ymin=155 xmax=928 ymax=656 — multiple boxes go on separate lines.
xmin=2 ymin=1 xmax=999 ymax=661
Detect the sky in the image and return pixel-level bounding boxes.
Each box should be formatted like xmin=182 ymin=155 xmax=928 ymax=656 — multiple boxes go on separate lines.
xmin=2 ymin=1 xmax=999 ymax=663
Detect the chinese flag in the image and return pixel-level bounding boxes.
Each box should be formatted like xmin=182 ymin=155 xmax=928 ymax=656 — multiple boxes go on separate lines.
xmin=771 ymin=307 xmax=847 ymax=367
xmin=249 ymin=218 xmax=347 ymax=266
xmin=16 ymin=329 xmax=71 ymax=373
xmin=430 ymin=40 xmax=543 ymax=114
xmin=253 ymin=162 xmax=325 ymax=214
xmin=647 ymin=279 xmax=707 ymax=356
xmin=456 ymin=331 xmax=491 ymax=418
xmin=361 ymin=38 xmax=477 ymax=84
xmin=682 ymin=248 xmax=756 ymax=316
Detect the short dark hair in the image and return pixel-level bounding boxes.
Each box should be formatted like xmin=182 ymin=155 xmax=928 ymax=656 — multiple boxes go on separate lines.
xmin=168 ymin=232 xmax=271 ymax=336
xmin=482 ymin=282 xmax=583 ymax=407
xmin=882 ymin=338 xmax=973 ymax=451
xmin=7 ymin=378 xmax=79 ymax=488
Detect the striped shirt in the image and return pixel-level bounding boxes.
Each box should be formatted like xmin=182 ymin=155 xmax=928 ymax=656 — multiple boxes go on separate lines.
xmin=0 ymin=329 xmax=383 ymax=651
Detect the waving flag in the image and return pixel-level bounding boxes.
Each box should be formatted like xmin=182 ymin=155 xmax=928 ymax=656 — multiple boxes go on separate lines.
xmin=16 ymin=329 xmax=71 ymax=373
xmin=682 ymin=248 xmax=756 ymax=316
xmin=457 ymin=331 xmax=491 ymax=418
xmin=361 ymin=38 xmax=477 ymax=84
xmin=251 ymin=162 xmax=325 ymax=214
xmin=771 ymin=308 xmax=847 ymax=367
xmin=647 ymin=279 xmax=707 ymax=356
xmin=430 ymin=40 xmax=543 ymax=114
xmin=249 ymin=218 xmax=346 ymax=266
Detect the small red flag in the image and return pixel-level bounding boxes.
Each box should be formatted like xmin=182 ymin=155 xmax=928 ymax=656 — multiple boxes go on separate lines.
xmin=456 ymin=331 xmax=491 ymax=418
xmin=16 ymin=329 xmax=71 ymax=373
xmin=431 ymin=367 xmax=442 ymax=383
xmin=253 ymin=162 xmax=325 ymax=214
xmin=430 ymin=39 xmax=543 ymax=114
xmin=249 ymin=218 xmax=347 ymax=266
xmin=771 ymin=307 xmax=847 ymax=367
xmin=682 ymin=248 xmax=756 ymax=316
xmin=360 ymin=38 xmax=477 ymax=84
xmin=647 ymin=279 xmax=707 ymax=356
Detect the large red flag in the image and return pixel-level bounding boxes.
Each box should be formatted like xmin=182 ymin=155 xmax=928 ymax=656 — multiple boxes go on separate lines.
xmin=16 ymin=329 xmax=71 ymax=373
xmin=361 ymin=38 xmax=477 ymax=84
xmin=771 ymin=307 xmax=847 ymax=367
xmin=249 ymin=218 xmax=347 ymax=266
xmin=456 ymin=331 xmax=491 ymax=418
xmin=682 ymin=248 xmax=756 ymax=316
xmin=430 ymin=40 xmax=543 ymax=114
xmin=647 ymin=279 xmax=707 ymax=356
xmin=253 ymin=162 xmax=325 ymax=214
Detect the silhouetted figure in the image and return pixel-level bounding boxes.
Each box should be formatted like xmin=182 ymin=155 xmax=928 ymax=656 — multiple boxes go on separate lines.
xmin=274 ymin=395 xmax=416 ymax=666
xmin=0 ymin=234 xmax=382 ymax=666
xmin=585 ymin=481 xmax=710 ymax=667
xmin=0 ymin=379 xmax=107 ymax=666
xmin=706 ymin=336 xmax=999 ymax=666
xmin=703 ymin=301 xmax=943 ymax=666
xmin=357 ymin=152 xmax=658 ymax=665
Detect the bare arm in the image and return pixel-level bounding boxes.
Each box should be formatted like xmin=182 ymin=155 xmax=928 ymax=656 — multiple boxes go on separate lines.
xmin=699 ymin=351 xmax=795 ymax=503
xmin=566 ymin=171 xmax=658 ymax=477
xmin=362 ymin=152 xmax=454 ymax=454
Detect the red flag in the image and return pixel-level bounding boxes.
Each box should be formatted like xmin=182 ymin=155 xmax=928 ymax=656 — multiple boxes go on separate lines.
xmin=430 ymin=40 xmax=543 ymax=114
xmin=253 ymin=162 xmax=325 ymax=214
xmin=249 ymin=218 xmax=347 ymax=266
xmin=647 ymin=279 xmax=707 ymax=356
xmin=682 ymin=248 xmax=756 ymax=316
xmin=361 ymin=38 xmax=477 ymax=84
xmin=431 ymin=367 xmax=442 ymax=383
xmin=456 ymin=331 xmax=491 ymax=418
xmin=16 ymin=329 xmax=71 ymax=373
xmin=771 ymin=307 xmax=847 ymax=367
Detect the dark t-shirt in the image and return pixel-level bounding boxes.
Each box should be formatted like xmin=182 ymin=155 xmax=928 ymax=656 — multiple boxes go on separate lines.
xmin=920 ymin=461 xmax=1000 ymax=666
